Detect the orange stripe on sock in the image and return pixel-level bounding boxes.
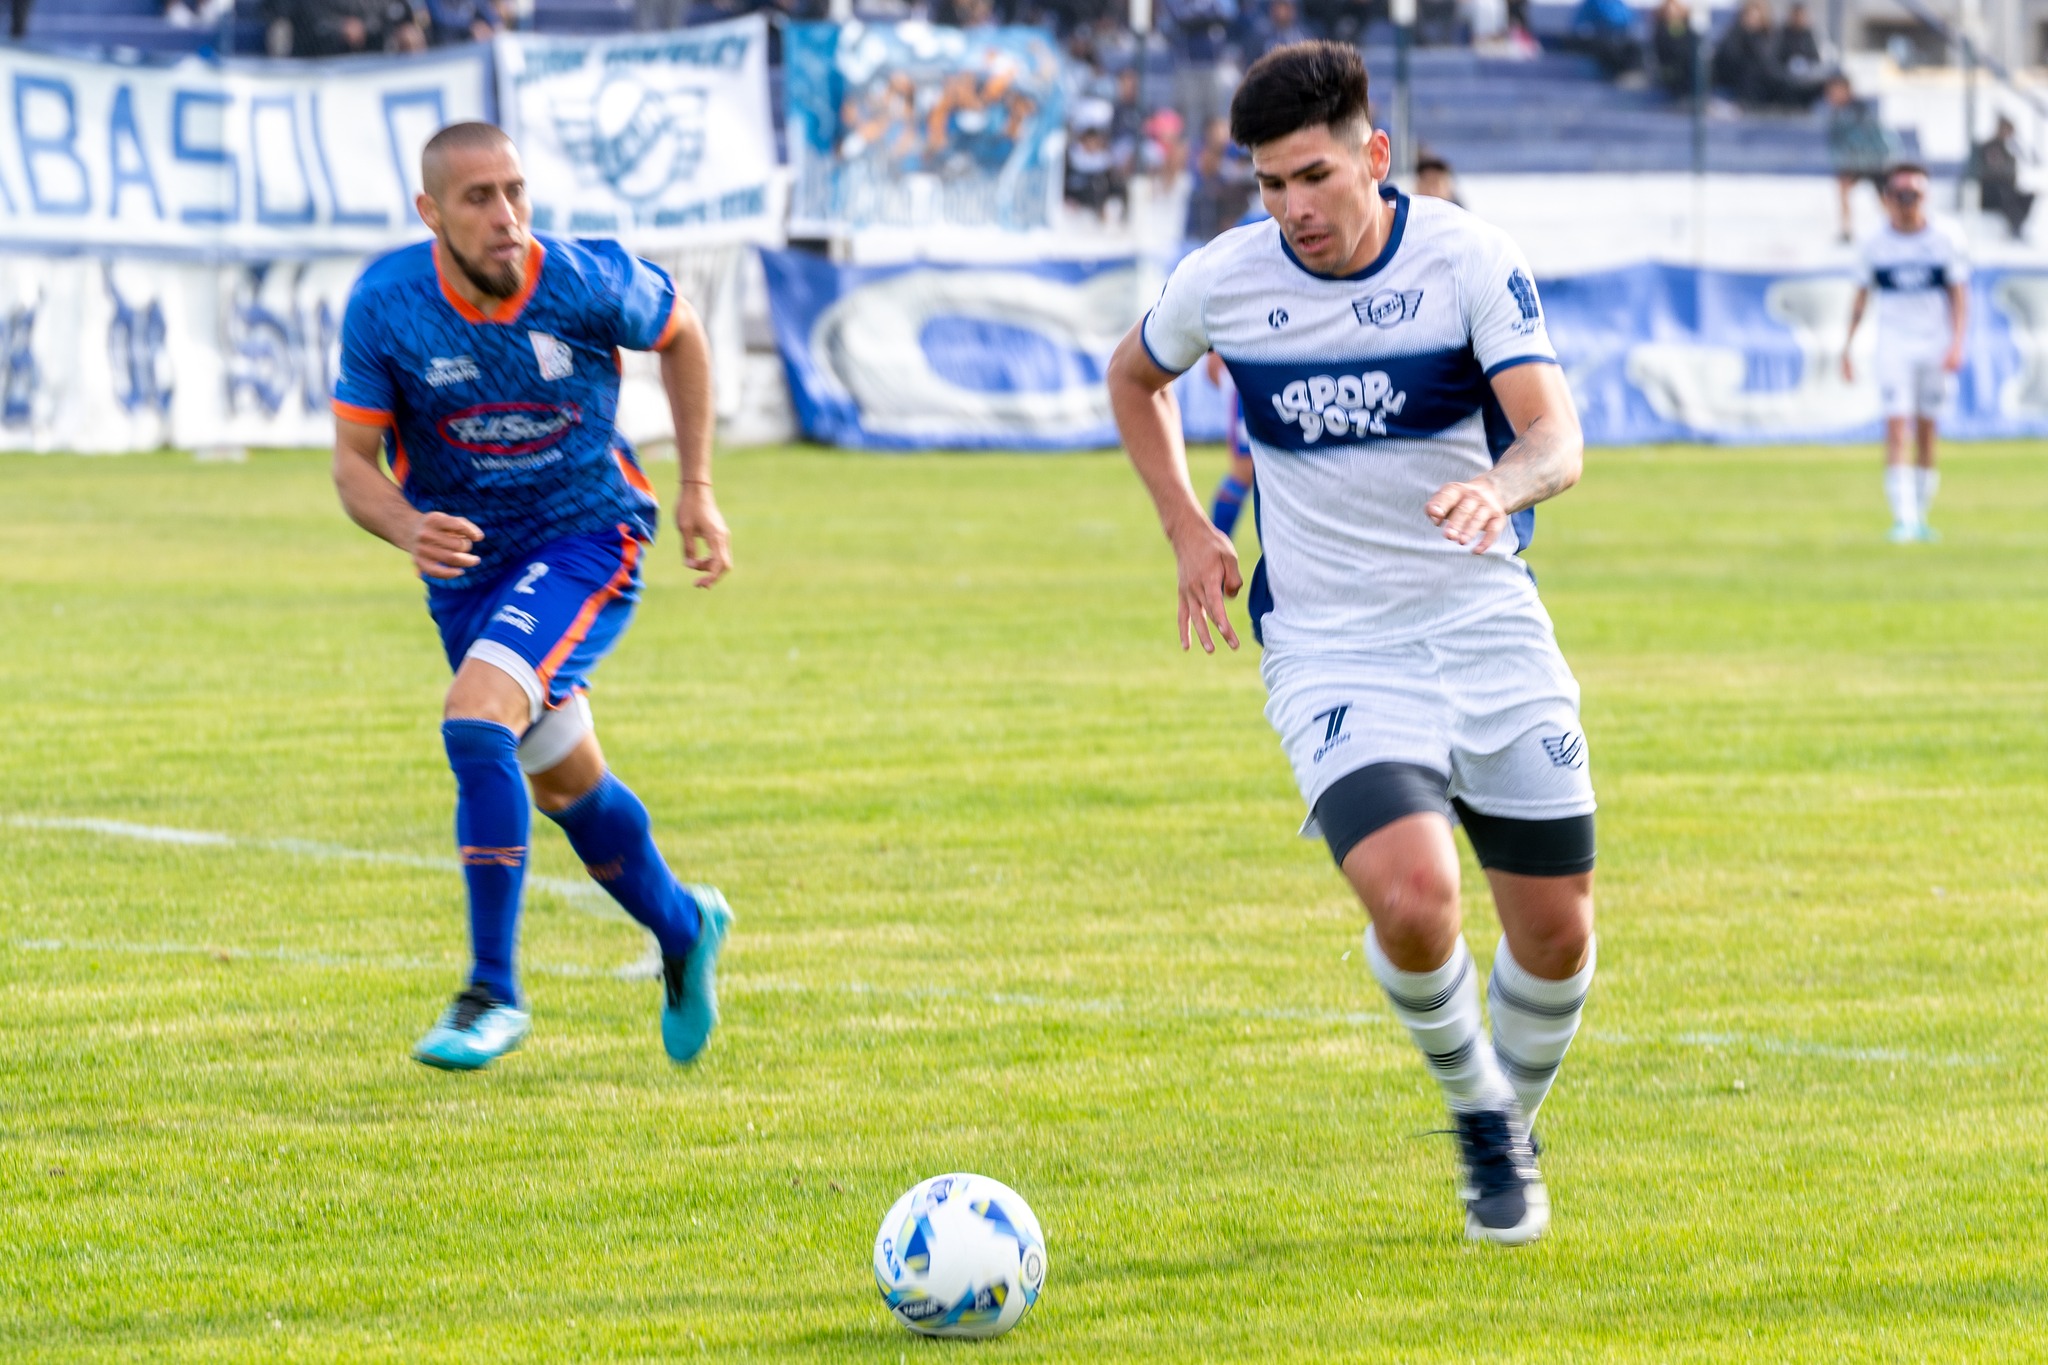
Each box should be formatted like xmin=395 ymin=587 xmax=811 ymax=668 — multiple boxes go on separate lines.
xmin=535 ymin=527 xmax=641 ymax=691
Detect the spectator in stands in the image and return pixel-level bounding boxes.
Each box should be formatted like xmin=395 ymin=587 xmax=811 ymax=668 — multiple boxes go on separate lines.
xmin=1650 ymin=0 xmax=1701 ymax=99
xmin=1824 ymin=74 xmax=1894 ymax=242
xmin=1144 ymin=107 xmax=1188 ymax=187
xmin=1065 ymin=97 xmax=1126 ymax=220
xmin=1184 ymin=114 xmax=1252 ymax=241
xmin=636 ymin=0 xmax=686 ymax=28
xmin=428 ymin=0 xmax=500 ymax=42
xmin=1711 ymin=0 xmax=1822 ymax=110
xmin=1248 ymin=0 xmax=1314 ymax=57
xmin=1971 ymin=116 xmax=2035 ymax=241
xmin=1164 ymin=0 xmax=1241 ymax=132
xmin=1774 ymin=0 xmax=1824 ymax=78
xmin=8 ymin=0 xmax=28 ymax=40
xmin=1109 ymin=66 xmax=1147 ymax=177
xmin=1560 ymin=0 xmax=1641 ymax=78
xmin=1414 ymin=154 xmax=1460 ymax=203
xmin=271 ymin=0 xmax=424 ymax=55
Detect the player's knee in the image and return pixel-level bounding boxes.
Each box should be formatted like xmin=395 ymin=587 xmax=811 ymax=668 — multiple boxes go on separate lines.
xmin=445 ymin=665 xmax=533 ymax=732
xmin=1511 ymin=902 xmax=1594 ymax=978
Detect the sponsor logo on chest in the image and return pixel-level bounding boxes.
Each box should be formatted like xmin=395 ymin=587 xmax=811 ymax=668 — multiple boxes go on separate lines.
xmin=439 ymin=401 xmax=584 ymax=460
xmin=529 ymin=331 xmax=574 ymax=381
xmin=1270 ymin=369 xmax=1409 ymax=443
xmin=424 ymin=355 xmax=481 ymax=387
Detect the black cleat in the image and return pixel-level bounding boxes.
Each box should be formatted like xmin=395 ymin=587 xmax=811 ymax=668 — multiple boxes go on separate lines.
xmin=1454 ymin=1108 xmax=1549 ymax=1246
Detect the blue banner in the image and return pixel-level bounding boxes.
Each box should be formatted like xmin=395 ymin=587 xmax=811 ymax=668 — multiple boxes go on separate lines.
xmin=765 ymin=250 xmax=2048 ymax=450
xmin=1546 ymin=262 xmax=2048 ymax=443
xmin=785 ymin=21 xmax=1066 ymax=234
xmin=762 ymin=248 xmax=1138 ymax=450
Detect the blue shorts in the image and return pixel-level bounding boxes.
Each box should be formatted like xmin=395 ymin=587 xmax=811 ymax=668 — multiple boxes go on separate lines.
xmin=427 ymin=524 xmax=645 ymax=720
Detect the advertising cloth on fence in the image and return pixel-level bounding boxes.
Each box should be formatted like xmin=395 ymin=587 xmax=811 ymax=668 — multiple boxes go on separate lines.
xmin=785 ymin=21 xmax=1066 ymax=235
xmin=1549 ymin=262 xmax=2048 ymax=442
xmin=495 ymin=18 xmax=781 ymax=248
xmin=0 ymin=245 xmax=748 ymax=454
xmin=762 ymin=249 xmax=1139 ymax=449
xmin=0 ymin=47 xmax=488 ymax=259
xmin=764 ymin=251 xmax=2048 ymax=450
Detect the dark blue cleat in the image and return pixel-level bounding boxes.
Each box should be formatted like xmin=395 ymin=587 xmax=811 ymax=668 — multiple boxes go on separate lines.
xmin=1454 ymin=1108 xmax=1548 ymax=1246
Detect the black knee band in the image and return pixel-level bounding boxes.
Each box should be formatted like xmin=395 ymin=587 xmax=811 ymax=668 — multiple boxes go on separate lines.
xmin=1314 ymin=762 xmax=1451 ymax=867
xmin=1452 ymin=799 xmax=1596 ymax=877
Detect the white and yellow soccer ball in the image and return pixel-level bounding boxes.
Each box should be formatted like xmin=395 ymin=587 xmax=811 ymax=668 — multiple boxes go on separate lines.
xmin=872 ymin=1173 xmax=1047 ymax=1339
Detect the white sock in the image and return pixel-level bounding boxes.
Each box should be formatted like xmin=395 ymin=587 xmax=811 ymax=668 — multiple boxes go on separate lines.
xmin=1487 ymin=936 xmax=1596 ymax=1125
xmin=1915 ymin=467 xmax=1939 ymax=521
xmin=1884 ymin=465 xmax=1919 ymax=530
xmin=1366 ymin=929 xmax=1515 ymax=1115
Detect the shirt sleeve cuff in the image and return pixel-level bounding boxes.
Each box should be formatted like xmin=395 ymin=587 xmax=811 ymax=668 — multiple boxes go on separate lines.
xmin=1482 ymin=355 xmax=1559 ymax=379
xmin=1139 ymin=312 xmax=1192 ymax=377
xmin=332 ymin=399 xmax=393 ymax=426
xmin=651 ymin=293 xmax=688 ymax=351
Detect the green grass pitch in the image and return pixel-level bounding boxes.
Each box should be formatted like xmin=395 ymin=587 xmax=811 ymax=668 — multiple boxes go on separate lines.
xmin=2 ymin=441 xmax=2045 ymax=1361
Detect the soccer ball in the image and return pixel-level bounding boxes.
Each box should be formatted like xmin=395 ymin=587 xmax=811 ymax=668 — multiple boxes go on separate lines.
xmin=872 ymin=1173 xmax=1047 ymax=1339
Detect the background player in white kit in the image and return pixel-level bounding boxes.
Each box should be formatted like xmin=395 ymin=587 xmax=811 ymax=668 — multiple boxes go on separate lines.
xmin=1106 ymin=42 xmax=1595 ymax=1246
xmin=1842 ymin=162 xmax=1969 ymax=543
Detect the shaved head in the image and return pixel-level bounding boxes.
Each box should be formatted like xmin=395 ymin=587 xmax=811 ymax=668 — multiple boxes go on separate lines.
xmin=421 ymin=122 xmax=515 ymax=201
xmin=415 ymin=122 xmax=530 ymax=304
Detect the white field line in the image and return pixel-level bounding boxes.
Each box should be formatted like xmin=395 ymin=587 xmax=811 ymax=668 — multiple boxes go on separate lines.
xmin=5 ymin=816 xmax=1995 ymax=1067
xmin=5 ymin=813 xmax=660 ymax=980
xmin=5 ymin=814 xmax=629 ymax=921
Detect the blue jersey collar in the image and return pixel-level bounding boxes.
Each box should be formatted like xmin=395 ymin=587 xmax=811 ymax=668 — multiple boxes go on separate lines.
xmin=1277 ymin=185 xmax=1408 ymax=283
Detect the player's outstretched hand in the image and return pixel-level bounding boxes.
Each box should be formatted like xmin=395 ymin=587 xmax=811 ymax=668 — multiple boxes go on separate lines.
xmin=677 ymin=485 xmax=733 ymax=589
xmin=1943 ymin=343 xmax=1964 ymax=374
xmin=1426 ymin=477 xmax=1509 ymax=554
xmin=1169 ymin=517 xmax=1242 ymax=654
xmin=1840 ymin=352 xmax=1856 ymax=384
xmin=411 ymin=511 xmax=483 ymax=580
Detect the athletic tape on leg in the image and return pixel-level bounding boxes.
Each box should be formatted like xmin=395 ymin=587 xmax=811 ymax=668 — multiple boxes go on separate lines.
xmin=518 ymin=692 xmax=593 ymax=775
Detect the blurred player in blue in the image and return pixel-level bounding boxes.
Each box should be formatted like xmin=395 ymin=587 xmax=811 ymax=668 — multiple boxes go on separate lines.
xmin=331 ymin=122 xmax=734 ymax=1072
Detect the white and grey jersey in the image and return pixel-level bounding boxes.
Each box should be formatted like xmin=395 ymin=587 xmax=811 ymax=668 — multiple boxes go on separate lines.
xmin=1859 ymin=219 xmax=1969 ymax=352
xmin=1142 ymin=189 xmax=1560 ymax=652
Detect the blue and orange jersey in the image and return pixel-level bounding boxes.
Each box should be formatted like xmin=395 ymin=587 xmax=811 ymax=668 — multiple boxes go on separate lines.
xmin=333 ymin=233 xmax=684 ymax=588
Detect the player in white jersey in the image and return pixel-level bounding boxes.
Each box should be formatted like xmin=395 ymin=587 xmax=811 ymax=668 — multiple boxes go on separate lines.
xmin=1842 ymin=162 xmax=1969 ymax=542
xmin=1106 ymin=43 xmax=1594 ymax=1246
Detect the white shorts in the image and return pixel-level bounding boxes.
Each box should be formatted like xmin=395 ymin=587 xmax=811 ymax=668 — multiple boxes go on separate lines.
xmin=1876 ymin=346 xmax=1954 ymax=419
xmin=1263 ymin=606 xmax=1596 ymax=830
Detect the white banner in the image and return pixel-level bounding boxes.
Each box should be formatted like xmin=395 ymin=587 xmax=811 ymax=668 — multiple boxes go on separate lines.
xmin=0 ymin=247 xmax=749 ymax=455
xmin=495 ymin=19 xmax=783 ymax=249
xmin=0 ymin=48 xmax=489 ymax=259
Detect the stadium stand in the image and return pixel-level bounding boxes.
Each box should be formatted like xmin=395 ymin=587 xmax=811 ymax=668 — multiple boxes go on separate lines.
xmin=1371 ymin=47 xmax=1857 ymax=175
xmin=23 ymin=0 xmax=221 ymax=54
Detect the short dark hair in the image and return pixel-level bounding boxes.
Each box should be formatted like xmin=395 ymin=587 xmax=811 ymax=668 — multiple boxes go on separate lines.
xmin=1416 ymin=155 xmax=1452 ymax=176
xmin=1229 ymin=41 xmax=1371 ymax=149
xmin=1883 ymin=161 xmax=1929 ymax=187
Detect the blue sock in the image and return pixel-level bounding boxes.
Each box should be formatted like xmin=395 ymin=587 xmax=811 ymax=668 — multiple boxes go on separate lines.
xmin=543 ymin=772 xmax=702 ymax=960
xmin=443 ymin=719 xmax=529 ymax=1006
xmin=1211 ymin=475 xmax=1250 ymax=535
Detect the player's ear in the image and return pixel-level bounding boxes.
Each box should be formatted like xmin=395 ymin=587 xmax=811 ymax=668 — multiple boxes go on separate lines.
xmin=1366 ymin=126 xmax=1391 ymax=182
xmin=416 ymin=191 xmax=440 ymax=232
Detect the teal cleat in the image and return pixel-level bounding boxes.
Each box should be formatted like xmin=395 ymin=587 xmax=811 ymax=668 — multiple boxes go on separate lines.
xmin=412 ymin=985 xmax=530 ymax=1071
xmin=661 ymin=886 xmax=734 ymax=1065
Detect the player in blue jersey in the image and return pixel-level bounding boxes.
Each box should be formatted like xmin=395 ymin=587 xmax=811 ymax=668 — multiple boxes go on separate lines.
xmin=331 ymin=122 xmax=734 ymax=1073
